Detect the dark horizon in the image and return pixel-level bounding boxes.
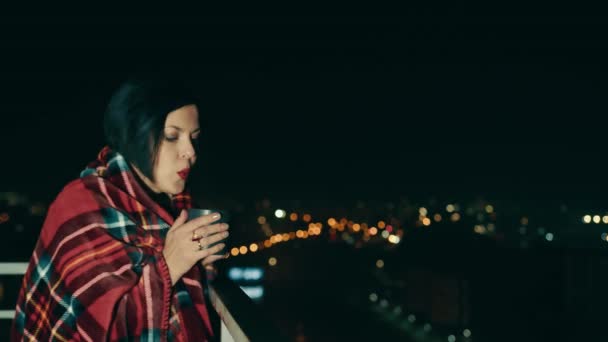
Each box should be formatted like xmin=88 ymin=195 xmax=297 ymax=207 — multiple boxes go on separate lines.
xmin=1 ymin=14 xmax=607 ymax=203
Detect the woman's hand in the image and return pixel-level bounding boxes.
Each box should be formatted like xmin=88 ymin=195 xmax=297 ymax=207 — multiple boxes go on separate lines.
xmin=163 ymin=210 xmax=229 ymax=285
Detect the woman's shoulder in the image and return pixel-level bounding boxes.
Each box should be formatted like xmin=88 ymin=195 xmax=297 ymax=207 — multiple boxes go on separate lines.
xmin=43 ymin=177 xmax=106 ymax=228
xmin=53 ymin=177 xmax=98 ymax=206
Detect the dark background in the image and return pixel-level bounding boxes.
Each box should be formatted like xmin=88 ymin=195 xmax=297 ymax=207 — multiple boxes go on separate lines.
xmin=2 ymin=12 xmax=608 ymax=341
xmin=0 ymin=14 xmax=607 ymax=203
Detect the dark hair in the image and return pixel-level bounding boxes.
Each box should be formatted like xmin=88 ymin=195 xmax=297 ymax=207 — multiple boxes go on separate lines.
xmin=104 ymin=77 xmax=199 ymax=180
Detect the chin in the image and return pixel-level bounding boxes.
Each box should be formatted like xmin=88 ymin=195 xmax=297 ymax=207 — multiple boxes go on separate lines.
xmin=172 ymin=184 xmax=186 ymax=195
xmin=161 ymin=185 xmax=185 ymax=196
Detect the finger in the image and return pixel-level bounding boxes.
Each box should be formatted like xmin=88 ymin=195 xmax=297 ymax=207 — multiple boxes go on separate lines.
xmin=201 ymin=254 xmax=227 ymax=266
xmin=193 ymin=223 xmax=229 ymax=239
xmin=199 ymin=230 xmax=229 ymax=248
xmin=183 ymin=213 xmax=223 ymax=233
xmin=203 ymin=264 xmax=219 ymax=271
xmin=196 ymin=243 xmax=225 ymax=259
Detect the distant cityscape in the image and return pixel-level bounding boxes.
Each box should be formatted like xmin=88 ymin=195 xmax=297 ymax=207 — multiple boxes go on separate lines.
xmin=2 ymin=191 xmax=608 ymax=341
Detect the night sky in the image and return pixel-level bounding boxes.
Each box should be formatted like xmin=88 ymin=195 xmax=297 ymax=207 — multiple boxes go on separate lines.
xmin=1 ymin=14 xmax=607 ymax=203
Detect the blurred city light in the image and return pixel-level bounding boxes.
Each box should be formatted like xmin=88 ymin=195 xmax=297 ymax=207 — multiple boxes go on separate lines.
xmin=228 ymin=267 xmax=264 ymax=281
xmin=274 ymin=209 xmax=286 ymax=218
xmin=240 ymin=286 xmax=264 ymax=300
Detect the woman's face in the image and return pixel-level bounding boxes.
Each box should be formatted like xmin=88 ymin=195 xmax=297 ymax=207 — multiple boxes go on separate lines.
xmin=136 ymin=104 xmax=200 ymax=195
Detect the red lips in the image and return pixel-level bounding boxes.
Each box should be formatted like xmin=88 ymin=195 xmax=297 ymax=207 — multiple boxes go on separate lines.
xmin=177 ymin=168 xmax=190 ymax=180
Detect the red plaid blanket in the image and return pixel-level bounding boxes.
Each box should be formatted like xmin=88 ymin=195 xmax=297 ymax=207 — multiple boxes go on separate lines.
xmin=12 ymin=147 xmax=214 ymax=341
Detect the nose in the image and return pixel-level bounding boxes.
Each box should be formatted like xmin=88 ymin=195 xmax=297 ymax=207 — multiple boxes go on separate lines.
xmin=180 ymin=141 xmax=196 ymax=160
xmin=181 ymin=149 xmax=195 ymax=159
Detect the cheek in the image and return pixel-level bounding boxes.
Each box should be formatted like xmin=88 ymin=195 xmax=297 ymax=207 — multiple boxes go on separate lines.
xmin=158 ymin=160 xmax=174 ymax=178
xmin=156 ymin=146 xmax=176 ymax=167
xmin=153 ymin=153 xmax=174 ymax=182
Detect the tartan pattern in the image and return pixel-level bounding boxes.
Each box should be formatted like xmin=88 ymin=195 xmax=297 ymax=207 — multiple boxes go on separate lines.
xmin=12 ymin=147 xmax=214 ymax=341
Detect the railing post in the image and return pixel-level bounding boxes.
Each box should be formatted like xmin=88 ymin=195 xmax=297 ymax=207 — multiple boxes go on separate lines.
xmin=208 ymin=276 xmax=286 ymax=341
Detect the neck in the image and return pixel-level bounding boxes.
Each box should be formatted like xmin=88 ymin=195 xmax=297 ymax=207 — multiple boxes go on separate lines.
xmin=131 ymin=164 xmax=163 ymax=194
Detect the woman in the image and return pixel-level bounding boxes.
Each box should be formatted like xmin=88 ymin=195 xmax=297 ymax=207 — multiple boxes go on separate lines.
xmin=12 ymin=78 xmax=228 ymax=341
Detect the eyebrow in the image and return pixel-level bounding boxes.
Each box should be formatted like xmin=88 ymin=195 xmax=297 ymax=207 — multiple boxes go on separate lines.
xmin=165 ymin=125 xmax=201 ymax=134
